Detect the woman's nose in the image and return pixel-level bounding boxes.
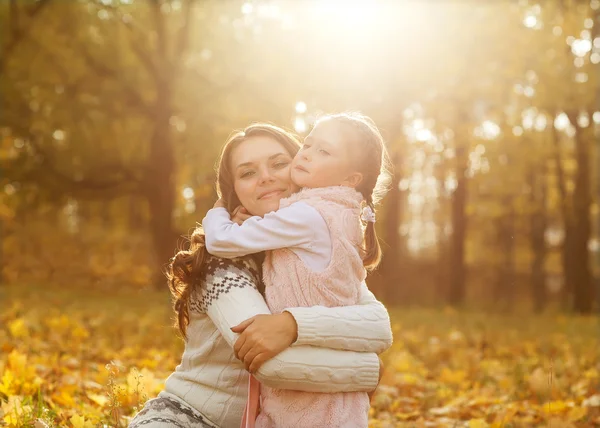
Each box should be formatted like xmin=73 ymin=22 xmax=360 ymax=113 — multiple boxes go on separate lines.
xmin=257 ymin=167 xmax=274 ymax=184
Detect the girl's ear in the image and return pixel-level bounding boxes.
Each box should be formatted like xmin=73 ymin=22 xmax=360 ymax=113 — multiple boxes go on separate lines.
xmin=342 ymin=172 xmax=363 ymax=188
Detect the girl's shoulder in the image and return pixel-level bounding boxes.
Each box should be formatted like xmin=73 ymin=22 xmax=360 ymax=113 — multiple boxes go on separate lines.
xmin=281 ymin=186 xmax=363 ymax=209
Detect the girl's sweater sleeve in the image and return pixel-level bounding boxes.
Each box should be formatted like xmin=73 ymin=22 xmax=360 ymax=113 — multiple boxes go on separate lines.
xmin=201 ymin=204 xmax=322 ymax=258
xmin=284 ymin=281 xmax=393 ymax=354
xmin=201 ymin=256 xmax=379 ymax=393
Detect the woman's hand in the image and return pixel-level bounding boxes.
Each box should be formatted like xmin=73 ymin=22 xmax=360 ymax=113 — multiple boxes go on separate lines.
xmin=231 ymin=312 xmax=298 ymax=373
xmin=231 ymin=205 xmax=252 ymax=225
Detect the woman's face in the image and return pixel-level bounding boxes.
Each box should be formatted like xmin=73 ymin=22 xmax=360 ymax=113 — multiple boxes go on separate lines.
xmin=230 ymin=136 xmax=298 ymax=217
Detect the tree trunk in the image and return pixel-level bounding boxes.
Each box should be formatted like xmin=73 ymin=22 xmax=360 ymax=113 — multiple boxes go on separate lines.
xmin=597 ymin=132 xmax=600 ymax=314
xmin=551 ymin=120 xmax=576 ymax=309
xmin=493 ymin=197 xmax=516 ymax=311
xmin=567 ymin=111 xmax=593 ymax=313
xmin=448 ymin=144 xmax=468 ymax=306
xmin=0 ymin=218 xmax=4 ymax=284
xmin=435 ymin=160 xmax=449 ymax=304
xmin=528 ymin=166 xmax=547 ymax=313
xmin=128 ymin=194 xmax=144 ymax=231
xmin=145 ymin=77 xmax=178 ymax=289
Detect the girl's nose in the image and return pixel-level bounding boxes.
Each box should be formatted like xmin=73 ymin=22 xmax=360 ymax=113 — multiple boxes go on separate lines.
xmin=301 ymin=148 xmax=312 ymax=162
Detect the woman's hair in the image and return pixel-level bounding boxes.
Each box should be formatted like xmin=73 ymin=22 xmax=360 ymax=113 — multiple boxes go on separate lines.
xmin=315 ymin=112 xmax=392 ymax=271
xmin=167 ymin=123 xmax=302 ymax=338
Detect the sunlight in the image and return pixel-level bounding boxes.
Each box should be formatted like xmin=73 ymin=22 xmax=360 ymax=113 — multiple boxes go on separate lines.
xmin=294 ymin=117 xmax=307 ymax=133
xmin=554 ymin=112 xmax=570 ymax=130
xmin=474 ymin=120 xmax=501 ymax=140
xmin=523 ymin=14 xmax=538 ymax=29
xmin=182 ymin=187 xmax=194 ymax=199
xmin=312 ymin=0 xmax=380 ymax=27
xmin=295 ymin=101 xmax=307 ymax=114
xmin=572 ymin=39 xmax=592 ymax=57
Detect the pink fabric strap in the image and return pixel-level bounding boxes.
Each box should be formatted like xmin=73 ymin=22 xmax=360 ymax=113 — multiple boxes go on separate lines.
xmin=240 ymin=374 xmax=260 ymax=428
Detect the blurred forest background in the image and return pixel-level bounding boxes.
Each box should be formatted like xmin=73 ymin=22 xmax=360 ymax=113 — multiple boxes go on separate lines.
xmin=1 ymin=0 xmax=600 ymax=314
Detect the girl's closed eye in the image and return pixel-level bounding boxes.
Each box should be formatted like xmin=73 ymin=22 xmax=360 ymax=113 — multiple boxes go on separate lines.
xmin=318 ymin=149 xmax=330 ymax=156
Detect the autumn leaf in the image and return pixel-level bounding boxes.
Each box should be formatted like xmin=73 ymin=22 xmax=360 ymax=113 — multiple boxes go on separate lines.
xmin=69 ymin=415 xmax=95 ymax=428
xmin=566 ymin=406 xmax=587 ymax=422
xmin=468 ymin=419 xmax=489 ymax=428
xmin=8 ymin=319 xmax=27 ymax=338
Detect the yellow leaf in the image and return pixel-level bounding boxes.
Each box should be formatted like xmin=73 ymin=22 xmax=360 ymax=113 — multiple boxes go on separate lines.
xmin=8 ymin=318 xmax=28 ymax=338
xmin=0 ymin=369 xmax=16 ymax=396
xmin=2 ymin=395 xmax=32 ymax=426
xmin=8 ymin=350 xmax=27 ymax=374
xmin=528 ymin=367 xmax=548 ymax=395
xmin=439 ymin=367 xmax=467 ymax=385
xmin=469 ymin=419 xmax=489 ymax=428
xmin=544 ymin=400 xmax=570 ymax=414
xmin=51 ymin=389 xmax=76 ymax=407
xmin=87 ymin=392 xmax=109 ymax=407
xmin=72 ymin=325 xmax=90 ymax=339
xmin=567 ymin=406 xmax=588 ymax=422
xmin=69 ymin=415 xmax=94 ymax=428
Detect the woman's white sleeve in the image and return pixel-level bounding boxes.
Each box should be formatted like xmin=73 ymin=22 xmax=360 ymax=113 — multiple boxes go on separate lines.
xmin=202 ymin=257 xmax=379 ymax=393
xmin=283 ymin=281 xmax=393 ymax=354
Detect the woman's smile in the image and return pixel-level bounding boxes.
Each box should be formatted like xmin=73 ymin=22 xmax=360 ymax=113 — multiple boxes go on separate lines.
xmin=258 ymin=189 xmax=285 ymax=200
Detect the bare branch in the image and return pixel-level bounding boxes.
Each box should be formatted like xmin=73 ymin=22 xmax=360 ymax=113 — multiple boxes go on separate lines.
xmin=88 ymin=0 xmax=161 ymax=83
xmin=1 ymin=0 xmax=53 ymax=71
xmin=77 ymin=48 xmax=154 ymax=118
xmin=175 ymin=0 xmax=196 ymax=61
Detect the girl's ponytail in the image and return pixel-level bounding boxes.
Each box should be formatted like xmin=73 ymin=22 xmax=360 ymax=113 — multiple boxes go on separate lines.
xmin=361 ymin=199 xmax=382 ymax=271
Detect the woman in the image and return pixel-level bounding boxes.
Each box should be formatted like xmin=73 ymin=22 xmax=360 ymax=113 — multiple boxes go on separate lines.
xmin=129 ymin=124 xmax=393 ymax=428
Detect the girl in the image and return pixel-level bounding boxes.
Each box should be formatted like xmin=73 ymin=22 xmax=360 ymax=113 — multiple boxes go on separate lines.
xmin=202 ymin=113 xmax=391 ymax=428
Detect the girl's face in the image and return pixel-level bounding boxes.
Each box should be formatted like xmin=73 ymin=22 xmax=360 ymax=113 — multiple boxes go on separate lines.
xmin=231 ymin=136 xmax=298 ymax=217
xmin=291 ymin=119 xmax=363 ymax=189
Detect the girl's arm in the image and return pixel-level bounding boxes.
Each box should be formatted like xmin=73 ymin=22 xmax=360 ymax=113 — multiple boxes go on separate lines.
xmin=202 ymin=203 xmax=323 ymax=258
xmin=201 ymin=255 xmax=379 ymax=393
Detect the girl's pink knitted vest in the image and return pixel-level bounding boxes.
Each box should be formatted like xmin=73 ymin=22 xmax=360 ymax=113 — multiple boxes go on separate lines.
xmin=256 ymin=186 xmax=369 ymax=428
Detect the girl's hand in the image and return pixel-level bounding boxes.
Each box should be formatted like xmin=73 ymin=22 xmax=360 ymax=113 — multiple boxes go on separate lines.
xmin=231 ymin=312 xmax=298 ymax=373
xmin=231 ymin=205 xmax=252 ymax=225
xmin=213 ymin=198 xmax=226 ymax=208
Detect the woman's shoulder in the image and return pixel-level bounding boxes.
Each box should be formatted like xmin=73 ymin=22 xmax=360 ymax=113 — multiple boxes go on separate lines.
xmin=191 ymin=254 xmax=263 ymax=313
xmin=203 ymin=254 xmax=262 ymax=284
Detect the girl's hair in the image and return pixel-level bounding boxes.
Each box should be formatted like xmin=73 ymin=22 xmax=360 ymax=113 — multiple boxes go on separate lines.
xmin=316 ymin=112 xmax=392 ymax=271
xmin=167 ymin=123 xmax=302 ymax=338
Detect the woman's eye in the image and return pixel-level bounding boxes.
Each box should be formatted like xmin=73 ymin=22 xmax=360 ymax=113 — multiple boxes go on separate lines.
xmin=273 ymin=162 xmax=289 ymax=168
xmin=240 ymin=171 xmax=254 ymax=178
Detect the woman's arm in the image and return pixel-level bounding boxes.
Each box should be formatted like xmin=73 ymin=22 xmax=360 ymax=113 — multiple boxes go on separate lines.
xmin=201 ymin=203 xmax=323 ymax=258
xmin=232 ymin=281 xmax=392 ymax=367
xmin=284 ymin=281 xmax=393 ymax=354
xmin=201 ymin=255 xmax=379 ymax=393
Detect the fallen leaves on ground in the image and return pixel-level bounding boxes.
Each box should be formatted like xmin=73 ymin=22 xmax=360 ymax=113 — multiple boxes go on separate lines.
xmin=1 ymin=285 xmax=599 ymax=427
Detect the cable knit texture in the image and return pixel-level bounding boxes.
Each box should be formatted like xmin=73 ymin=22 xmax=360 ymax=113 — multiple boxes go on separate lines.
xmin=257 ymin=186 xmax=370 ymax=428
xmin=161 ymin=255 xmax=383 ymax=428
